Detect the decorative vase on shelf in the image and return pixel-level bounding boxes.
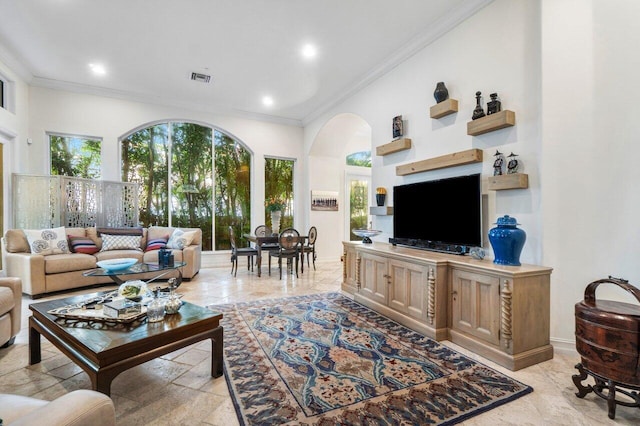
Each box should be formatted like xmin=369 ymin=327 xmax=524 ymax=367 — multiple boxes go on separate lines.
xmin=433 ymin=82 xmax=449 ymax=103
xmin=472 ymin=91 xmax=486 ymax=120
xmin=375 ymin=187 xmax=387 ymax=206
xmin=270 ymin=210 xmax=282 ymax=235
xmin=488 ymin=215 xmax=526 ymax=266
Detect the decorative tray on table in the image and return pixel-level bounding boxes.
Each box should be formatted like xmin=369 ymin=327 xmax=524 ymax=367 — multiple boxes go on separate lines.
xmin=47 ymin=291 xmax=148 ymax=323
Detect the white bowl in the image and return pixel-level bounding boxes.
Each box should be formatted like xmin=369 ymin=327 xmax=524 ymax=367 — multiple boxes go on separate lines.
xmin=118 ymin=280 xmax=148 ymax=301
xmin=96 ymin=258 xmax=138 ymax=271
xmin=352 ymin=229 xmax=383 ymax=244
xmin=352 ymin=229 xmax=383 ymax=238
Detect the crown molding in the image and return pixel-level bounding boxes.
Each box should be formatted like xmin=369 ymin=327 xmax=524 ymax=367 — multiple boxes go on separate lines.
xmin=30 ymin=76 xmax=304 ymax=128
xmin=0 ymin=125 xmax=18 ymax=142
xmin=301 ymin=0 xmax=494 ymax=126
xmin=0 ymin=42 xmax=33 ymax=83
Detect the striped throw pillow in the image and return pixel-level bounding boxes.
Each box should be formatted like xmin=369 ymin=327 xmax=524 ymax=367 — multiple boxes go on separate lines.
xmin=145 ymin=235 xmax=169 ymax=252
xmin=68 ymin=236 xmax=99 ymax=254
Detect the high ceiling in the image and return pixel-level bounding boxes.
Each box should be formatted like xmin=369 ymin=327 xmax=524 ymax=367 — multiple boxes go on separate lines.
xmin=0 ymin=0 xmax=490 ymax=125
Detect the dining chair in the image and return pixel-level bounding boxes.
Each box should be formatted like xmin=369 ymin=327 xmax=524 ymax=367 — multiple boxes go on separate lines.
xmin=254 ymin=224 xmax=279 ymax=271
xmin=300 ymin=226 xmax=317 ymax=271
xmin=254 ymin=224 xmax=272 ymax=238
xmin=229 ymin=226 xmax=258 ymax=277
xmin=268 ymin=227 xmax=301 ymax=279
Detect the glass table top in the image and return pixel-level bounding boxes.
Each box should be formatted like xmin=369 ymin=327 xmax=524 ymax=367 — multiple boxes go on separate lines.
xmin=83 ymin=261 xmax=186 ymax=277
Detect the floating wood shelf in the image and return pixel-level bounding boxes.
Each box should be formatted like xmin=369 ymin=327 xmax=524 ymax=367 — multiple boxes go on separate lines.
xmin=467 ymin=110 xmax=516 ymax=136
xmin=487 ymin=173 xmax=529 ymax=190
xmin=370 ymin=206 xmax=393 ymax=216
xmin=376 ymin=138 xmax=411 ymax=156
xmin=396 ymin=148 xmax=483 ymax=176
xmin=430 ymin=99 xmax=458 ymax=119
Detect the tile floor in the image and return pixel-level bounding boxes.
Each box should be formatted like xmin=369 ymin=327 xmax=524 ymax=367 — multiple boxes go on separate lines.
xmin=1 ymin=260 xmax=638 ymax=425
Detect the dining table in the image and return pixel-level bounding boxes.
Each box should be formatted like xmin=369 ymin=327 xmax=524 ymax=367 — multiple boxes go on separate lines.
xmin=243 ymin=233 xmax=307 ymax=277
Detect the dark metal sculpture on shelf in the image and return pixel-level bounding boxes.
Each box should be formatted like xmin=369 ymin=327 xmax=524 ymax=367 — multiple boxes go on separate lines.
xmin=392 ymin=115 xmax=403 ymax=139
xmin=487 ymin=92 xmax=502 ymax=115
xmin=433 ymin=82 xmax=449 ymax=103
xmin=507 ymin=152 xmax=520 ymax=174
xmin=471 ymin=91 xmax=485 ymax=120
xmin=493 ymin=150 xmax=505 ymax=176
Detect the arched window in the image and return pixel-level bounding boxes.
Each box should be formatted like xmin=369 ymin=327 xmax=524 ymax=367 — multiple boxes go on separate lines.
xmin=345 ymin=150 xmax=371 ymax=167
xmin=121 ymin=122 xmax=251 ymax=251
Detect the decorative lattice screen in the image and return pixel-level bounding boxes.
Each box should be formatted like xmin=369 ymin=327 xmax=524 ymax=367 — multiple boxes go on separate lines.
xmin=12 ymin=174 xmax=139 ymax=229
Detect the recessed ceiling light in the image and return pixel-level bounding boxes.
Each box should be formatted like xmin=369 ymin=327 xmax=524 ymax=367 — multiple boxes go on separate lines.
xmin=262 ymin=96 xmax=274 ymax=107
xmin=301 ymin=44 xmax=317 ymax=59
xmin=88 ymin=63 xmax=106 ymax=76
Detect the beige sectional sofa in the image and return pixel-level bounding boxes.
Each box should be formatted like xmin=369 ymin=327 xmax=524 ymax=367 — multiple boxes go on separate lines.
xmin=1 ymin=226 xmax=201 ymax=298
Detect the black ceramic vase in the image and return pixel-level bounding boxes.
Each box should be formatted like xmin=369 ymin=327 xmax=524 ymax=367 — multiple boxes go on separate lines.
xmin=376 ymin=194 xmax=386 ymax=206
xmin=433 ymin=82 xmax=449 ymax=103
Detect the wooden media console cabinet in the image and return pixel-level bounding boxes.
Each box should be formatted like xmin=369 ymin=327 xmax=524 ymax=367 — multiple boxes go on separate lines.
xmin=342 ymin=241 xmax=553 ymax=371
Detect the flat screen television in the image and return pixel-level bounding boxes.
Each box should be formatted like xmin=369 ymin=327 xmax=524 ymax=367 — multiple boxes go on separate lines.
xmin=390 ymin=173 xmax=482 ymax=254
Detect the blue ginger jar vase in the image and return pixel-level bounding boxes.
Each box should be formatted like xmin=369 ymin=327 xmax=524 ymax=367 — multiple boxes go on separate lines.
xmin=488 ymin=215 xmax=526 ymax=266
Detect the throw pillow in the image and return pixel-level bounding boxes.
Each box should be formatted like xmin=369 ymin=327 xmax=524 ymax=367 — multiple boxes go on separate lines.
xmin=166 ymin=229 xmax=197 ymax=250
xmin=100 ymin=234 xmax=142 ymax=252
xmin=68 ymin=236 xmax=100 ymax=254
xmin=145 ymin=235 xmax=169 ymax=252
xmin=4 ymin=229 xmax=30 ymax=253
xmin=24 ymin=227 xmax=69 ymax=255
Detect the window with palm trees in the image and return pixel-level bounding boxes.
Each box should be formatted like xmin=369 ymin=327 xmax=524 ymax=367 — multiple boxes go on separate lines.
xmin=265 ymin=157 xmax=294 ymax=232
xmin=121 ymin=122 xmax=251 ymax=251
xmin=49 ymin=133 xmax=102 ymax=179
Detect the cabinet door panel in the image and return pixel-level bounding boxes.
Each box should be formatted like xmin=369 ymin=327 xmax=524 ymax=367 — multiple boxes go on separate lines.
xmin=407 ymin=267 xmax=426 ymax=320
xmin=389 ymin=262 xmax=408 ymax=313
xmin=359 ymin=252 xmax=388 ymax=305
xmin=342 ymin=246 xmax=358 ymax=294
xmin=452 ymin=269 xmax=500 ymax=345
xmin=388 ymin=259 xmax=427 ymax=320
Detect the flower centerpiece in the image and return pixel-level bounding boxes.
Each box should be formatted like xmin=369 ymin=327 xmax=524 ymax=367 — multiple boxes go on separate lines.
xmin=265 ymin=197 xmax=286 ymax=213
xmin=265 ymin=197 xmax=286 ymax=234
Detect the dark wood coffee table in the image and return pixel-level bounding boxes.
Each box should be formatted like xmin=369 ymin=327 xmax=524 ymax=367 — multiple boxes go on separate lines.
xmin=29 ymin=291 xmax=223 ymax=396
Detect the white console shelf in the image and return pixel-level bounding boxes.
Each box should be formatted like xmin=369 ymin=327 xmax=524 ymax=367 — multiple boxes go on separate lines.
xmin=342 ymin=241 xmax=553 ymax=371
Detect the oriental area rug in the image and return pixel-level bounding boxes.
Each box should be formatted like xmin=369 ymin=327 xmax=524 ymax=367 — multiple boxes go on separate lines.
xmin=211 ymin=293 xmax=532 ymax=425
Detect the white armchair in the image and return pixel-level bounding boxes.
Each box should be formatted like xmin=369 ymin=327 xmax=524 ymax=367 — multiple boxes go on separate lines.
xmin=0 ymin=390 xmax=115 ymax=426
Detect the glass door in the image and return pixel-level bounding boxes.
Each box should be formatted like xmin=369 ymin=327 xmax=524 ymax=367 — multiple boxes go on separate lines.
xmin=345 ymin=172 xmax=371 ymax=241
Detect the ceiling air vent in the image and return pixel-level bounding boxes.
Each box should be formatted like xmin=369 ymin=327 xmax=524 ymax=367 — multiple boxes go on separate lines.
xmin=190 ymin=72 xmax=211 ymax=83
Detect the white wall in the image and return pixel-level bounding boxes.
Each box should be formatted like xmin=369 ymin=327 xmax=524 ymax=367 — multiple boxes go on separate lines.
xmin=541 ymin=0 xmax=640 ymax=346
xmin=0 ymin=59 xmax=29 ymax=234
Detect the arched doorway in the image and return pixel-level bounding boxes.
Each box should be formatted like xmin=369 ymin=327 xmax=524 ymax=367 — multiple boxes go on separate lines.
xmin=308 ymin=113 xmax=372 ymax=261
